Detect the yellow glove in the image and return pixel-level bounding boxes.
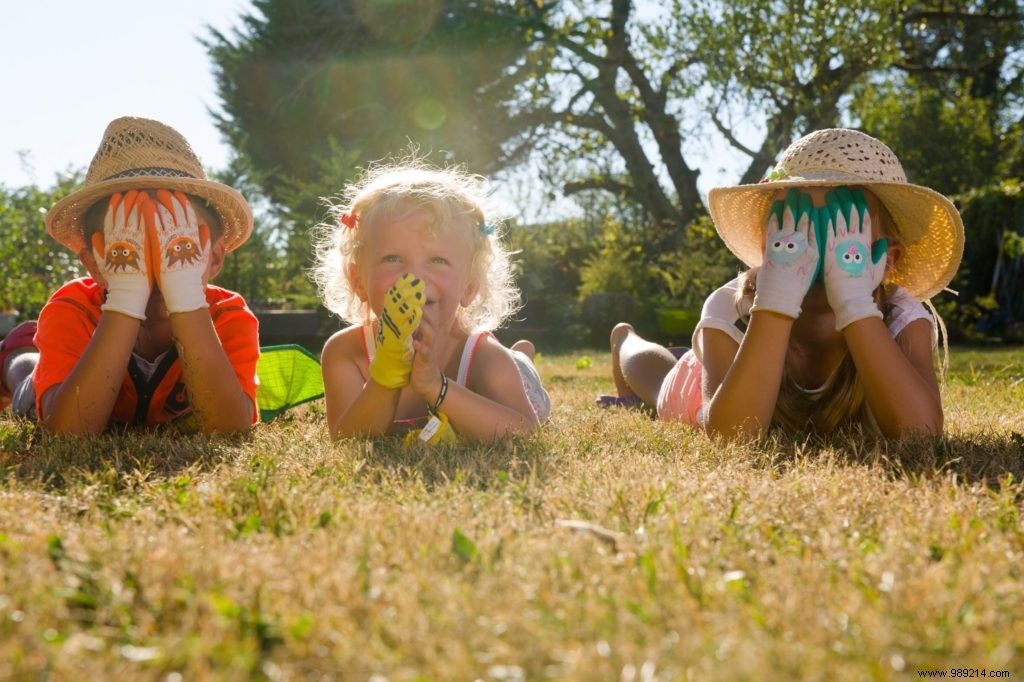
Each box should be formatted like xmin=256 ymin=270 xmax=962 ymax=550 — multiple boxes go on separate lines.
xmin=403 ymin=412 xmax=458 ymax=446
xmin=369 ymin=273 xmax=424 ymax=389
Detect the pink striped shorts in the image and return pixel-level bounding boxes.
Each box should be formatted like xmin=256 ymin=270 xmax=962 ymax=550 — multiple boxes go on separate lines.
xmin=655 ymin=349 xmax=703 ymax=426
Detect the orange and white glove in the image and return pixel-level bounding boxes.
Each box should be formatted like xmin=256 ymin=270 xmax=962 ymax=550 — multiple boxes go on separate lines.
xmin=144 ymin=189 xmax=211 ymax=313
xmin=92 ymin=190 xmax=151 ymax=320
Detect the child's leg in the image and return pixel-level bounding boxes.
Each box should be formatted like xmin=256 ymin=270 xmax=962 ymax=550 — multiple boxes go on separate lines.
xmin=509 ymin=339 xmax=550 ymax=423
xmin=9 ymin=354 xmax=38 ymax=419
xmin=511 ymin=339 xmax=535 ymax=360
xmin=610 ymin=323 xmax=678 ymax=407
xmin=5 ymin=351 xmax=38 ymax=393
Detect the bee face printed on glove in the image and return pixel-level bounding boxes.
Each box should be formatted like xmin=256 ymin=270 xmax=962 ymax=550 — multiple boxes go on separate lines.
xmin=767 ymin=231 xmax=808 ymax=266
xmin=835 ymin=240 xmax=868 ymax=276
xmin=105 ymin=241 xmax=143 ymax=273
xmin=164 ymin=236 xmax=204 ymax=268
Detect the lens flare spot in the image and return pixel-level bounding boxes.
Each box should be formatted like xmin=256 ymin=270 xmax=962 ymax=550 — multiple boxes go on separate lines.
xmin=414 ymin=98 xmax=447 ymax=130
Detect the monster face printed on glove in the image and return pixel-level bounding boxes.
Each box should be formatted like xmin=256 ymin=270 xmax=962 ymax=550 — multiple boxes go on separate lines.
xmin=834 ymin=240 xmax=869 ymax=276
xmin=767 ymin=230 xmax=808 ymax=267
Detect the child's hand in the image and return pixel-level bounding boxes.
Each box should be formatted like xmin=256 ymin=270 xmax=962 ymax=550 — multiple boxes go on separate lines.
xmin=369 ymin=273 xmax=424 ymax=389
xmin=821 ymin=187 xmax=888 ymax=330
xmin=409 ymin=313 xmax=444 ymax=404
xmin=143 ymin=190 xmax=211 ymax=313
xmin=91 ymin=190 xmax=151 ymax=320
xmin=750 ymin=189 xmax=820 ymax=318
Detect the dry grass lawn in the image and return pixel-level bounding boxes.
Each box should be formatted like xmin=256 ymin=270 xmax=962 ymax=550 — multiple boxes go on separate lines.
xmin=0 ymin=347 xmax=1022 ymax=680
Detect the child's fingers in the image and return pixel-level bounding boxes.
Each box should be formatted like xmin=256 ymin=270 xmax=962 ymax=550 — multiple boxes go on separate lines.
xmin=825 ymin=190 xmax=842 ymax=240
xmin=782 ymin=189 xmax=801 ymax=233
xmin=154 ymin=189 xmax=179 ymax=228
xmin=178 ymin=192 xmax=201 ymax=229
xmin=121 ymin=189 xmax=140 ymax=220
xmin=849 ymin=189 xmax=869 ymax=235
xmin=91 ymin=232 xmax=105 ymax=261
xmin=171 ymin=191 xmax=190 ymax=227
xmin=766 ymin=199 xmax=784 ymax=235
xmin=796 ymin=191 xmax=813 ymax=237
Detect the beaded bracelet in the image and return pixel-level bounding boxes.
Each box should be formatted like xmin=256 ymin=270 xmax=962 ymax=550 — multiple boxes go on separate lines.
xmin=430 ymin=373 xmax=449 ymax=416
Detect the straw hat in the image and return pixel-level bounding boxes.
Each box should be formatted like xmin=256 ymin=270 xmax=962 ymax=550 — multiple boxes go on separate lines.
xmin=46 ymin=117 xmax=253 ymax=253
xmin=707 ymin=128 xmax=964 ymax=300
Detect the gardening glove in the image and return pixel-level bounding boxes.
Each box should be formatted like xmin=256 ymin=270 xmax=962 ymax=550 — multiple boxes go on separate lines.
xmin=92 ymin=190 xmax=151 ymax=320
xmin=750 ymin=189 xmax=820 ymax=319
xmin=369 ymin=273 xmax=425 ymax=389
xmin=403 ymin=411 xmax=458 ymax=447
xmin=144 ymin=189 xmax=211 ymax=313
xmin=821 ymin=187 xmax=888 ymax=331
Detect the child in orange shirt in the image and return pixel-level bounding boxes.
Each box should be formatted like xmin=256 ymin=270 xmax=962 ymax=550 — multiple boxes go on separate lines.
xmin=0 ymin=117 xmax=259 ymax=434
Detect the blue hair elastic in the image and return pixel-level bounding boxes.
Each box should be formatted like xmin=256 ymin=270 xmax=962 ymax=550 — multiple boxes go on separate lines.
xmin=479 ymin=222 xmax=496 ymax=236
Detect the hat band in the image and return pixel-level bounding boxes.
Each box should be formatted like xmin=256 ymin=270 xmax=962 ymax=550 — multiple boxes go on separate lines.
xmin=103 ymin=167 xmax=197 ymax=181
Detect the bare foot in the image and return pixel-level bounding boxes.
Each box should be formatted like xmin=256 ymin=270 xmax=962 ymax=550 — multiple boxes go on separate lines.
xmin=512 ymin=339 xmax=536 ymax=360
xmin=609 ymin=322 xmax=636 ymax=398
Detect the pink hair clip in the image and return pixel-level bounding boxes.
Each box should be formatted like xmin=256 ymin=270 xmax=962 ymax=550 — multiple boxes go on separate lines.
xmin=339 ymin=212 xmax=358 ymax=229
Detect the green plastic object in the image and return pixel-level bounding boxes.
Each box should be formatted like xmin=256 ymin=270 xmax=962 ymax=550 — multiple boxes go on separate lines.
xmin=256 ymin=344 xmax=325 ymax=422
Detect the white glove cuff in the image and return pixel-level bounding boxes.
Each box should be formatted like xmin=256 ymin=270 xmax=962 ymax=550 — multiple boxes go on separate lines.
xmin=834 ymin=298 xmax=883 ymax=331
xmin=101 ymin=287 xmax=148 ymax=321
xmin=160 ymin=272 xmax=209 ymax=313
xmin=750 ymin=296 xmax=801 ymax=320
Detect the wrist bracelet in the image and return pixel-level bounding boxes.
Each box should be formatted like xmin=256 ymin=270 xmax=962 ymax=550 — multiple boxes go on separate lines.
xmin=430 ymin=372 xmax=448 ymax=415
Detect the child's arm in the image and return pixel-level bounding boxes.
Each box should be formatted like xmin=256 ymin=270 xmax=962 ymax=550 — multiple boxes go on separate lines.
xmin=703 ymin=190 xmax=819 ymax=440
xmin=701 ymin=312 xmax=792 ymax=439
xmin=322 ymin=328 xmax=401 ymax=438
xmin=170 ymin=310 xmax=254 ymax=434
xmin=43 ymin=191 xmax=153 ymax=433
xmin=41 ymin=312 xmax=140 ymax=434
xmin=411 ymin=334 xmax=538 ymax=440
xmin=843 ymin=317 xmax=942 ymax=436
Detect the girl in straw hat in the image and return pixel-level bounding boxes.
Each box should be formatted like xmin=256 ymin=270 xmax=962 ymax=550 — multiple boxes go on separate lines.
xmin=1 ymin=117 xmax=259 ymax=435
xmin=603 ymin=128 xmax=963 ymax=439
xmin=311 ymin=159 xmax=549 ymax=443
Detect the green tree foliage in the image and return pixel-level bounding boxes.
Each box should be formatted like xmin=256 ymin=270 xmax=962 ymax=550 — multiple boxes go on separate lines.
xmin=0 ymin=176 xmax=86 ymax=318
xmin=204 ymin=0 xmax=535 ymax=223
xmin=851 ymin=0 xmax=1024 ymax=195
xmin=683 ymin=0 xmax=904 ymax=185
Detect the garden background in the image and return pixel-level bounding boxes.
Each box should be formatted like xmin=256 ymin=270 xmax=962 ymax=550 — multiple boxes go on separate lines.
xmin=2 ymin=0 xmax=1023 ymax=349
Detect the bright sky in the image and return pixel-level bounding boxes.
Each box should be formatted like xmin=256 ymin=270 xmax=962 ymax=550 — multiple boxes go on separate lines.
xmin=0 ymin=0 xmax=252 ymax=188
xmin=0 ymin=0 xmax=750 ymax=203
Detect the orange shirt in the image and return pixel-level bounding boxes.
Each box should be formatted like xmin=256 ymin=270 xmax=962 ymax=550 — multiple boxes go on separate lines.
xmin=33 ymin=278 xmax=259 ymax=426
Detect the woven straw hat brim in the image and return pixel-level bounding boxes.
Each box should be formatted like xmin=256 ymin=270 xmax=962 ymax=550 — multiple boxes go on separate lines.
xmin=707 ymin=178 xmax=964 ymax=300
xmin=46 ymin=176 xmax=253 ymax=254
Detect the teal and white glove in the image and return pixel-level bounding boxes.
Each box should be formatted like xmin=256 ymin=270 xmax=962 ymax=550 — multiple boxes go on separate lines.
xmin=92 ymin=190 xmax=151 ymax=320
xmin=821 ymin=187 xmax=889 ymax=330
xmin=750 ymin=189 xmax=820 ymax=319
xmin=369 ymin=273 xmax=425 ymax=389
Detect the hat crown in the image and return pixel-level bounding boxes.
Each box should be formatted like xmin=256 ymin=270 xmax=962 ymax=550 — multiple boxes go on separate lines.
xmin=84 ymin=116 xmax=207 ymax=186
xmin=776 ymin=128 xmax=907 ymax=184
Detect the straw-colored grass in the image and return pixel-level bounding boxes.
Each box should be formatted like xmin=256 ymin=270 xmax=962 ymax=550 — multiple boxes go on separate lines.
xmin=0 ymin=347 xmax=1022 ymax=680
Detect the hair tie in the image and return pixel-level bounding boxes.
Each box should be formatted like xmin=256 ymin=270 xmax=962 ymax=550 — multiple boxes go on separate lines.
xmin=479 ymin=222 xmax=496 ymax=236
xmin=339 ymin=212 xmax=358 ymax=229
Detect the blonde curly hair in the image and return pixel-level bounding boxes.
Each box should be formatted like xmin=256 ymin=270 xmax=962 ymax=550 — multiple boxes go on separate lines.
xmin=311 ymin=160 xmax=520 ymax=332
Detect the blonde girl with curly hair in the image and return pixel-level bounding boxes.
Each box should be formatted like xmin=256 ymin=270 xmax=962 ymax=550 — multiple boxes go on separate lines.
xmin=312 ymin=160 xmax=549 ymax=442
xmin=604 ymin=129 xmax=963 ymax=440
